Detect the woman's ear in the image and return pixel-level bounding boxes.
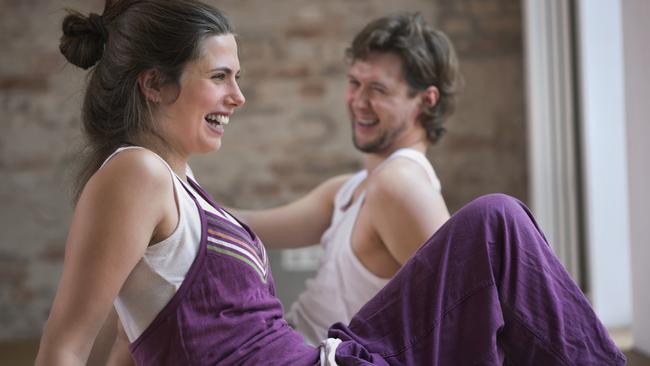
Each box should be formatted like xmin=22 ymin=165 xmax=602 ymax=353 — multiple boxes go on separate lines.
xmin=137 ymin=69 xmax=163 ymax=103
xmin=420 ymin=85 xmax=440 ymax=109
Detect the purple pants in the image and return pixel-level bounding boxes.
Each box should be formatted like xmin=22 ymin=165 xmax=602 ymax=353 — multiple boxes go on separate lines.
xmin=329 ymin=194 xmax=626 ymax=365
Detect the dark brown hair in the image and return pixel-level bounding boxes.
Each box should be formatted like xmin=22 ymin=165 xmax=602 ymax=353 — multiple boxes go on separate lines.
xmin=60 ymin=0 xmax=232 ymax=200
xmin=346 ymin=12 xmax=460 ymax=144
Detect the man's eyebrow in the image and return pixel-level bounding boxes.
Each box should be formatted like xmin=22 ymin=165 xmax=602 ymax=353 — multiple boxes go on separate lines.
xmin=346 ymin=74 xmax=386 ymax=86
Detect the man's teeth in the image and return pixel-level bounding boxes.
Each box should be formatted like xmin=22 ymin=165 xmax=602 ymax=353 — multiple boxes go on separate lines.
xmin=357 ymin=119 xmax=378 ymax=126
xmin=205 ymin=114 xmax=229 ymax=125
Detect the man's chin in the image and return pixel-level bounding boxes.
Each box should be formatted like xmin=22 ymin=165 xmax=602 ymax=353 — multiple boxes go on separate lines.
xmin=353 ymin=139 xmax=385 ymax=154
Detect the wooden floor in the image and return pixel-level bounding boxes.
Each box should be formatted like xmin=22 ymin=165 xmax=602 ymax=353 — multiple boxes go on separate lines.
xmin=627 ymin=350 xmax=650 ymax=366
xmin=3 ymin=340 xmax=649 ymax=365
xmin=0 ymin=340 xmax=39 ymax=365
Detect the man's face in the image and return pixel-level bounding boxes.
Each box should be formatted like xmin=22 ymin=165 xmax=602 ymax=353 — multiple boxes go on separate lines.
xmin=345 ymin=52 xmax=423 ymax=155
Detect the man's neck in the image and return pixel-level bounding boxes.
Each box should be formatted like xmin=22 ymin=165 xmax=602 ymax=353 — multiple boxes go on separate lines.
xmin=364 ymin=141 xmax=427 ymax=174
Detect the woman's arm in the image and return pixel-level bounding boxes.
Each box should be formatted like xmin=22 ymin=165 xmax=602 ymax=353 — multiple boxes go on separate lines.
xmin=35 ymin=150 xmax=177 ymax=366
xmin=106 ymin=316 xmax=136 ymax=366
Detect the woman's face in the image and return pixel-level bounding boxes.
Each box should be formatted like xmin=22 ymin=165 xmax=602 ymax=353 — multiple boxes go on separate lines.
xmin=158 ymin=33 xmax=245 ymax=159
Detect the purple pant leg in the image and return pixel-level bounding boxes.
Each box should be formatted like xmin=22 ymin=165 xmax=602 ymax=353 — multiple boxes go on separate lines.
xmin=329 ymin=194 xmax=625 ymax=365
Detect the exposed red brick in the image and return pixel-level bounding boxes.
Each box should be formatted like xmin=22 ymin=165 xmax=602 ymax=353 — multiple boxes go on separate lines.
xmin=252 ymin=182 xmax=282 ymax=196
xmin=38 ymin=243 xmax=65 ymax=262
xmin=300 ymin=81 xmax=325 ymax=98
xmin=0 ymin=76 xmax=49 ymax=92
xmin=285 ymin=23 xmax=327 ymax=39
xmin=273 ymin=65 xmax=312 ymax=78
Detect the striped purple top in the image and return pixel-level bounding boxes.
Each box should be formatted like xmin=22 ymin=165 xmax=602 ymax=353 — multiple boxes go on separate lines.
xmin=128 ymin=176 xmax=320 ymax=365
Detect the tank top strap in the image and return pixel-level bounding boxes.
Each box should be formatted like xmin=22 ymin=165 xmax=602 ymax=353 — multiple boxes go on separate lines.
xmin=375 ymin=148 xmax=441 ymax=191
xmin=334 ymin=170 xmax=367 ymax=209
xmin=99 ymin=146 xmax=143 ymax=170
xmin=100 ymin=145 xmax=187 ymax=188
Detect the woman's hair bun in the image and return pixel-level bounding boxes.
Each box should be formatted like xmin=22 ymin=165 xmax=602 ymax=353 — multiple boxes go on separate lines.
xmin=60 ymin=11 xmax=107 ymax=70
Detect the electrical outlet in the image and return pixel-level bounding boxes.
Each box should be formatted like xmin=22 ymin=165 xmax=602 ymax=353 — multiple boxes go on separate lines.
xmin=281 ymin=246 xmax=322 ymax=271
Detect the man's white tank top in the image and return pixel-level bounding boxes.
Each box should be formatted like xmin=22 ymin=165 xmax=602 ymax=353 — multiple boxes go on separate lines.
xmin=101 ymin=146 xmax=243 ymax=342
xmin=286 ymin=148 xmax=442 ymax=345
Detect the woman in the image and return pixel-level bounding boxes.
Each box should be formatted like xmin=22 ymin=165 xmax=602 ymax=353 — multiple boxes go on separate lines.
xmin=36 ymin=1 xmax=625 ymax=365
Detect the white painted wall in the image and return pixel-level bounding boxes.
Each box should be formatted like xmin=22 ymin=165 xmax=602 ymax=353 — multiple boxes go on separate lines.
xmin=576 ymin=0 xmax=632 ymax=327
xmin=621 ymin=0 xmax=650 ymax=354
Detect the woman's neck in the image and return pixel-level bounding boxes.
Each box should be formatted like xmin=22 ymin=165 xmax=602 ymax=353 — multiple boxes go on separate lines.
xmin=130 ymin=134 xmax=189 ymax=181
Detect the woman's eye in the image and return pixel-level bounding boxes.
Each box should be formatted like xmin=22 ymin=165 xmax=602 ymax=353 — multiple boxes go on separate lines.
xmin=212 ymin=74 xmax=226 ymax=81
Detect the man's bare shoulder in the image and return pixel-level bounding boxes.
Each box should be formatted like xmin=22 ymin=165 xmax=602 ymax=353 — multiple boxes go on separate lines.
xmin=365 ymin=157 xmax=434 ymax=201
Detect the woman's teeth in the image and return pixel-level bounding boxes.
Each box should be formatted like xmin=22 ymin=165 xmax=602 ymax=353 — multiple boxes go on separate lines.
xmin=205 ymin=114 xmax=229 ymax=126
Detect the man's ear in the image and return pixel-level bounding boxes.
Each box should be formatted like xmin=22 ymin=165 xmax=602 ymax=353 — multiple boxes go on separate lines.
xmin=420 ymin=85 xmax=439 ymax=109
xmin=137 ymin=69 xmax=163 ymax=103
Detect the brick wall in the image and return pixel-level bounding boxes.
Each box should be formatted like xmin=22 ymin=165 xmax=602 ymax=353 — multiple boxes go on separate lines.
xmin=0 ymin=0 xmax=526 ymax=339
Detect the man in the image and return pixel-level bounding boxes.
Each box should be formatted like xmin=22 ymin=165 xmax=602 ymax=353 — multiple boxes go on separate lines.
xmin=235 ymin=12 xmax=461 ymax=345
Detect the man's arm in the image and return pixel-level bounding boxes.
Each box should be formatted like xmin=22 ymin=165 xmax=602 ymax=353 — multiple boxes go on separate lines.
xmin=364 ymin=159 xmax=449 ymax=265
xmin=232 ymin=174 xmax=351 ymax=249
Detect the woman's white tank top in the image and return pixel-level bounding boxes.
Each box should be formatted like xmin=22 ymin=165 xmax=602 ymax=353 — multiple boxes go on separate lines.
xmin=101 ymin=146 xmax=241 ymax=342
